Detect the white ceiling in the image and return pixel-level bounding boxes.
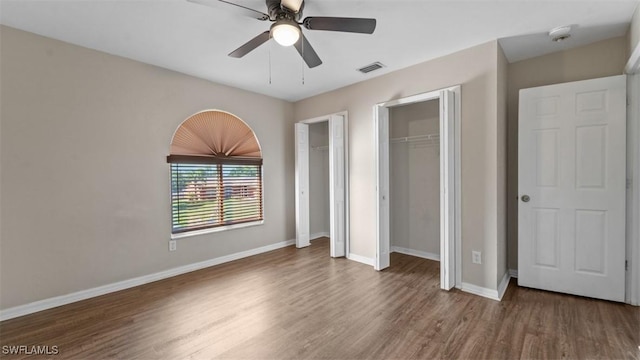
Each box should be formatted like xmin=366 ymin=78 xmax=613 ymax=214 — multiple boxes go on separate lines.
xmin=1 ymin=0 xmax=638 ymax=102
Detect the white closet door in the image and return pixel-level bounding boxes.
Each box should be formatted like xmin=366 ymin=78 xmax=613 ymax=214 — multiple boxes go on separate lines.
xmin=295 ymin=123 xmax=310 ymax=248
xmin=376 ymin=107 xmax=390 ymax=270
xmin=329 ymin=115 xmax=346 ymax=257
xmin=439 ymin=89 xmax=456 ymax=290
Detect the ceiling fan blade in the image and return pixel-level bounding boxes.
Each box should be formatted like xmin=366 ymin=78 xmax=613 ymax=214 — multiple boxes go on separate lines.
xmin=281 ymin=0 xmax=303 ymax=13
xmin=187 ymin=0 xmax=270 ymax=21
xmin=229 ymin=31 xmax=271 ymax=58
xmin=293 ymin=34 xmax=322 ymax=68
xmin=302 ymin=17 xmax=376 ymax=34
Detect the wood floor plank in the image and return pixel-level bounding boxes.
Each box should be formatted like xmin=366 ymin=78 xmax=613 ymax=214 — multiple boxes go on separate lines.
xmin=1 ymin=238 xmax=638 ymax=359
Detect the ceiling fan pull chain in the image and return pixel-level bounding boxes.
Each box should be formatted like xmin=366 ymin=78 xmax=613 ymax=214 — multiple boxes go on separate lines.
xmin=301 ymin=38 xmax=305 ymax=85
xmin=269 ymin=44 xmax=272 ymax=85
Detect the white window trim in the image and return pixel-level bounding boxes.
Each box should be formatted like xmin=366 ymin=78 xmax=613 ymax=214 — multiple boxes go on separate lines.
xmin=170 ymin=220 xmax=265 ymax=240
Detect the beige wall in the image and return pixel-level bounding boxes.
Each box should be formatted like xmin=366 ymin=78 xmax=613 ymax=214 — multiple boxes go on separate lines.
xmin=389 ymin=100 xmax=440 ymax=256
xmin=294 ymin=40 xmax=505 ymax=290
xmin=0 ymin=26 xmax=295 ymax=309
xmin=506 ymin=36 xmax=627 ymax=271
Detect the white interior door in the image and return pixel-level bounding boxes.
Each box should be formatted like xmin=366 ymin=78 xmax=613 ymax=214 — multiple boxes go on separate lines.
xmin=329 ymin=115 xmax=346 ymax=257
xmin=439 ymin=90 xmax=455 ymax=290
xmin=375 ymin=107 xmax=390 ymax=270
xmin=518 ymin=75 xmax=626 ymax=302
xmin=295 ymin=122 xmax=310 ymax=248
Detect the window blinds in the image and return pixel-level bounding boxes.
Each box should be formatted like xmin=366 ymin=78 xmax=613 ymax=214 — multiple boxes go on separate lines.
xmin=171 ymin=163 xmax=263 ymax=233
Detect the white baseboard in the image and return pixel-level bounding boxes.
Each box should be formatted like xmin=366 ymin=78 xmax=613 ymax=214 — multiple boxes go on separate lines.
xmin=461 ymin=282 xmax=500 ymax=301
xmin=310 ymin=232 xmax=330 ymax=240
xmin=497 ymin=271 xmax=511 ymax=300
xmin=391 ymin=246 xmax=440 ymax=261
xmin=460 ymin=282 xmax=500 ymax=301
xmin=461 ymin=272 xmax=512 ymax=302
xmin=508 ymin=269 xmax=518 ymax=278
xmin=347 ymin=252 xmax=374 ymax=267
xmin=0 ymin=239 xmax=295 ymax=322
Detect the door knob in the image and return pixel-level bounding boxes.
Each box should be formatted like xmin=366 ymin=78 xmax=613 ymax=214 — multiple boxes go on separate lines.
xmin=521 ymin=195 xmax=530 ymax=202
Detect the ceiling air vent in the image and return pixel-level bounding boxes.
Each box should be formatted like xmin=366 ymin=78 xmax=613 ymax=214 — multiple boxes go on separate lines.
xmin=357 ymin=62 xmax=385 ymax=74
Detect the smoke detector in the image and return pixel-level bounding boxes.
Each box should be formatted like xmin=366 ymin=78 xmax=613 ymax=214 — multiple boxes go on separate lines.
xmin=549 ymin=26 xmax=572 ymax=42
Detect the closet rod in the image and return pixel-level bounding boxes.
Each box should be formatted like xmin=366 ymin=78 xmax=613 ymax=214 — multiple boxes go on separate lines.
xmin=390 ymin=133 xmax=439 ymax=143
xmin=311 ymin=145 xmax=329 ymax=151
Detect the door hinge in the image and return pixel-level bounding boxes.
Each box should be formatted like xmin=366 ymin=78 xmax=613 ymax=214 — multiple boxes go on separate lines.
xmin=626 ymin=260 xmax=629 ymax=271
xmin=627 ymin=178 xmax=633 ymax=189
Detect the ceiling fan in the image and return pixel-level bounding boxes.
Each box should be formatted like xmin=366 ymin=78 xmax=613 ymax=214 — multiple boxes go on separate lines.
xmin=188 ymin=0 xmax=377 ymax=68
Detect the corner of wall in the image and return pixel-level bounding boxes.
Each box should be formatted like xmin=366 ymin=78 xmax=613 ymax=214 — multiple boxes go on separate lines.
xmin=496 ymin=41 xmax=509 ymax=286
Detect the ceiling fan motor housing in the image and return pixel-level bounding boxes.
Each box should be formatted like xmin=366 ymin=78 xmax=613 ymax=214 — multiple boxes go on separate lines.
xmin=266 ymin=0 xmax=303 ymax=21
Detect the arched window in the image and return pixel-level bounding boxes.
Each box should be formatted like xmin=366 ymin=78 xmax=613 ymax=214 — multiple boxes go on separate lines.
xmin=167 ymin=110 xmax=263 ymax=235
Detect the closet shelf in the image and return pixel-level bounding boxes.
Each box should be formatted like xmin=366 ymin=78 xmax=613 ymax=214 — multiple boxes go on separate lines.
xmin=390 ymin=133 xmax=439 ymax=144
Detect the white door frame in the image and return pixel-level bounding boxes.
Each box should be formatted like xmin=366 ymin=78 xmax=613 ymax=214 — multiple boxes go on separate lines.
xmin=625 ymin=51 xmax=640 ymax=305
xmin=295 ymin=112 xmax=350 ymax=257
xmin=374 ymin=86 xmax=461 ymax=290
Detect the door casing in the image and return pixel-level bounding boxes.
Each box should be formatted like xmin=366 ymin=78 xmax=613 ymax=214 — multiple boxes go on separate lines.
xmin=295 ymin=112 xmax=349 ymax=258
xmin=374 ymin=86 xmax=461 ymax=290
xmin=625 ymin=52 xmax=640 ymax=305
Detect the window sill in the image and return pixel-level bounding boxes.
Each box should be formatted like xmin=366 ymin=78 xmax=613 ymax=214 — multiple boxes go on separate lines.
xmin=170 ymin=220 xmax=264 ymax=240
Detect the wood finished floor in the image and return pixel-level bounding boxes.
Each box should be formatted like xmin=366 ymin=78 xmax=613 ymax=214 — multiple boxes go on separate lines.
xmin=1 ymin=238 xmax=638 ymax=360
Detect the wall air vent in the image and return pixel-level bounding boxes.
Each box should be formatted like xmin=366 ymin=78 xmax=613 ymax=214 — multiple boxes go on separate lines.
xmin=357 ymin=62 xmax=385 ymax=74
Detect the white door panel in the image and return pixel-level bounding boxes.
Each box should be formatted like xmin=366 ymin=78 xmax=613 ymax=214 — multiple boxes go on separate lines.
xmin=329 ymin=115 xmax=346 ymax=257
xmin=440 ymin=89 xmax=455 ymax=290
xmin=295 ymin=123 xmax=310 ymax=248
xmin=518 ymin=75 xmax=626 ymax=302
xmin=376 ymin=107 xmax=390 ymax=270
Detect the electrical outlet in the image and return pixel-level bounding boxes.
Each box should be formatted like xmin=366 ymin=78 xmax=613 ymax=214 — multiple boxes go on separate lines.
xmin=169 ymin=240 xmax=177 ymax=252
xmin=472 ymin=251 xmax=482 ymax=264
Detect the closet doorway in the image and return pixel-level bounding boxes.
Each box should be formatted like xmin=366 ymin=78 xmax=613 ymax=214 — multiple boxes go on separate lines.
xmin=390 ymin=100 xmax=441 ymax=261
xmin=295 ymin=112 xmax=348 ymax=258
xmin=375 ymin=87 xmax=460 ymax=290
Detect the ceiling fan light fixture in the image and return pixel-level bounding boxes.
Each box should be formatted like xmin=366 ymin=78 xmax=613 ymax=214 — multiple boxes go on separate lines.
xmin=271 ymin=20 xmax=300 ymax=47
